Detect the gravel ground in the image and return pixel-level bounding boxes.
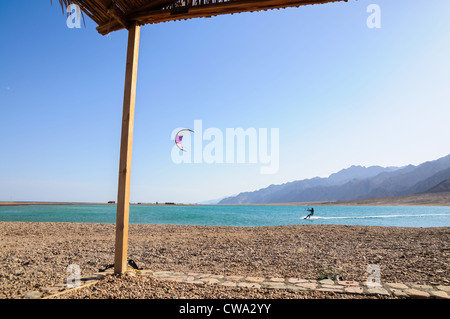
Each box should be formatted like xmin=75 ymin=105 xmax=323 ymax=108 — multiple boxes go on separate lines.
xmin=1 ymin=222 xmax=449 ymax=299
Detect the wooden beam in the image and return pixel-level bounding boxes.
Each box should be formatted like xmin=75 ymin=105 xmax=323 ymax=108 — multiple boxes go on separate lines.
xmin=114 ymin=22 xmax=140 ymax=274
xmin=108 ymin=4 xmax=129 ymax=29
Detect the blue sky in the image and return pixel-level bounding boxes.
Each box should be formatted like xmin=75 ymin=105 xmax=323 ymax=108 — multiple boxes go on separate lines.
xmin=0 ymin=0 xmax=449 ymax=203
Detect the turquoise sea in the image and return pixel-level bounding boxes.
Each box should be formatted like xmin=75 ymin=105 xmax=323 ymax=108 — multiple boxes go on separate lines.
xmin=0 ymin=204 xmax=449 ymax=227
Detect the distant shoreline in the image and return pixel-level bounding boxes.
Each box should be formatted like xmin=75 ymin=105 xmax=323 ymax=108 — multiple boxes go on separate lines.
xmin=1 ymin=191 xmax=449 ymax=207
xmin=0 ymin=202 xmax=198 ymax=207
xmin=217 ymin=192 xmax=450 ymax=206
xmin=0 ymin=201 xmax=108 ymax=206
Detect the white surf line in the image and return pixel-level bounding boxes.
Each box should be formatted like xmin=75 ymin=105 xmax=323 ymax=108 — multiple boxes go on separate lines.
xmin=304 ymin=213 xmax=450 ymax=220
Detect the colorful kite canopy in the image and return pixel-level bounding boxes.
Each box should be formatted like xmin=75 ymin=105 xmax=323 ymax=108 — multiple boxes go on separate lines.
xmin=175 ymin=129 xmax=194 ymax=152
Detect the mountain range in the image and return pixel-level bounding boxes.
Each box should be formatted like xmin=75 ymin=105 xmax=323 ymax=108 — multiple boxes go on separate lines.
xmin=218 ymin=153 xmax=450 ymax=204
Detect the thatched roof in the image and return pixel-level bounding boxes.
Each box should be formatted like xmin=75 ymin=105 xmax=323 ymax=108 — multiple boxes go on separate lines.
xmin=55 ymin=0 xmax=348 ymax=35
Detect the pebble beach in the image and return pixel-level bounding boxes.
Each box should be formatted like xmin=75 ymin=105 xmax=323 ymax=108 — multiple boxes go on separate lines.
xmin=0 ymin=221 xmax=449 ymax=299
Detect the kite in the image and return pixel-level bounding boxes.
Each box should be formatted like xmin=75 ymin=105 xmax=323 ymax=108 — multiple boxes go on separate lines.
xmin=175 ymin=129 xmax=194 ymax=152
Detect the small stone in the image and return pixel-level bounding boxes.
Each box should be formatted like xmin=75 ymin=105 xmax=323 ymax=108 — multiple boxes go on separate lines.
xmin=23 ymin=291 xmax=43 ymax=299
xmin=404 ymin=288 xmax=430 ymax=299
xmin=385 ymin=282 xmax=409 ymax=289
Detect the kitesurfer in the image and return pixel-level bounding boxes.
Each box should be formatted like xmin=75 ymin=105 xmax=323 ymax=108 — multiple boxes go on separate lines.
xmin=304 ymin=207 xmax=314 ymax=219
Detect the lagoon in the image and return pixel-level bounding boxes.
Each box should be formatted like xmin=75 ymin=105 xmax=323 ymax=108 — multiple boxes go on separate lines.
xmin=0 ymin=204 xmax=449 ymax=227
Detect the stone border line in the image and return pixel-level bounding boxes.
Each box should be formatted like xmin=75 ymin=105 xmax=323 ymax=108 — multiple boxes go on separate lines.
xmin=24 ymin=269 xmax=449 ymax=299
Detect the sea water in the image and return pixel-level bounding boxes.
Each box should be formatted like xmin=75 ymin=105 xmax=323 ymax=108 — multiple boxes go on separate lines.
xmin=0 ymin=204 xmax=449 ymax=227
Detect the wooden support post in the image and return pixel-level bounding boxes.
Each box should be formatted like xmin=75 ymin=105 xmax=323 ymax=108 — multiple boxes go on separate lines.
xmin=115 ymin=22 xmax=140 ymax=274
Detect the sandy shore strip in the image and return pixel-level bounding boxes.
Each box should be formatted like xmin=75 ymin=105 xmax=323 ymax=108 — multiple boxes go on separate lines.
xmin=1 ymin=222 xmax=449 ymax=299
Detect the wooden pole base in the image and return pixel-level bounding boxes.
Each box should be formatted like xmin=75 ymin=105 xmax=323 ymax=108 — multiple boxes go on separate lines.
xmin=114 ymin=22 xmax=140 ymax=274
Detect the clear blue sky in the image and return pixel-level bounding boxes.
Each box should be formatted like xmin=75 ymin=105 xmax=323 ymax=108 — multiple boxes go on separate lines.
xmin=1 ymin=0 xmax=449 ymax=203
